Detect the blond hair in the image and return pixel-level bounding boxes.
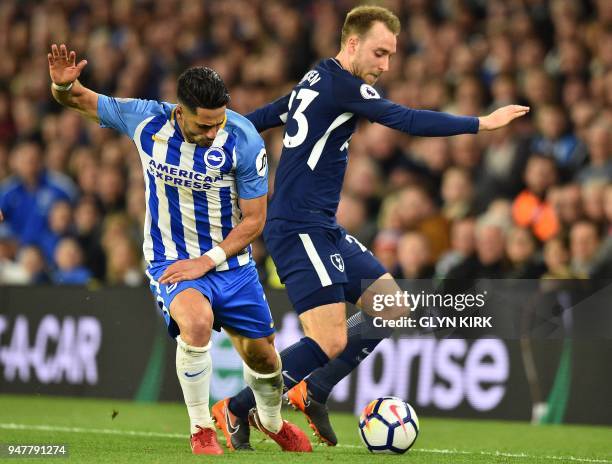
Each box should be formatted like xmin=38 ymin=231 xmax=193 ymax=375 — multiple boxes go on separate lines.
xmin=340 ymin=5 xmax=400 ymax=46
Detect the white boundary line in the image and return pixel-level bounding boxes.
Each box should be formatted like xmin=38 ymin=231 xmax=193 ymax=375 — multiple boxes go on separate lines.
xmin=1 ymin=423 xmax=610 ymax=463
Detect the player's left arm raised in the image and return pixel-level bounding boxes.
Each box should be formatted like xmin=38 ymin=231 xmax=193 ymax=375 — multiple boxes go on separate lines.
xmin=48 ymin=43 xmax=98 ymax=122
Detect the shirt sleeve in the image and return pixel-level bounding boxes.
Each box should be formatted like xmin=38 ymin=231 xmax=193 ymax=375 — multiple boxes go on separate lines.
xmin=245 ymin=93 xmax=291 ymax=132
xmin=235 ymin=125 xmax=269 ymax=199
xmin=333 ymin=78 xmax=479 ymax=136
xmin=97 ymin=95 xmax=168 ymax=137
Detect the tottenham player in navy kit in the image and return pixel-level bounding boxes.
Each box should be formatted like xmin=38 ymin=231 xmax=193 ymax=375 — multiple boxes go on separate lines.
xmin=213 ymin=5 xmax=529 ymax=448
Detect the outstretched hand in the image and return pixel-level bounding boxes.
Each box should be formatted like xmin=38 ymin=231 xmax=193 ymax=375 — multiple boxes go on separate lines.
xmin=479 ymin=105 xmax=530 ymax=131
xmin=48 ymin=43 xmax=88 ymax=86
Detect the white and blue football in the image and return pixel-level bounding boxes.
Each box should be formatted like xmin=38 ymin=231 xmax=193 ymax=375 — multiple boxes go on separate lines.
xmin=358 ymin=397 xmax=420 ymax=453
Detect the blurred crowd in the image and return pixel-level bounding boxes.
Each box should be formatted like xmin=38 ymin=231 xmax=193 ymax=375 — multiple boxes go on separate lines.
xmin=0 ymin=0 xmax=611 ymax=287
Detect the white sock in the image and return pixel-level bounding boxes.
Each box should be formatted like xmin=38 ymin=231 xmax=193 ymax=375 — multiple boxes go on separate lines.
xmin=176 ymin=335 xmax=213 ymax=434
xmin=242 ymin=353 xmax=283 ymax=433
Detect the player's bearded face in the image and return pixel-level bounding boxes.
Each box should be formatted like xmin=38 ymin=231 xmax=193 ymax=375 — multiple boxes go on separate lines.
xmin=176 ymin=105 xmax=226 ymax=147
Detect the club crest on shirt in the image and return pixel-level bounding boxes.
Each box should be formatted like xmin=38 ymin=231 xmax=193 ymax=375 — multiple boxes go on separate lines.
xmin=204 ymin=147 xmax=226 ymax=170
xmin=256 ymin=148 xmax=268 ymax=177
xmin=360 ymin=84 xmax=380 ymax=100
xmin=330 ymin=253 xmax=345 ymax=272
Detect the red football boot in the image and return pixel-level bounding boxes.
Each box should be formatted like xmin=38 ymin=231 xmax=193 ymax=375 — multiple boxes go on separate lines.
xmin=190 ymin=425 xmax=224 ymax=455
xmin=248 ymin=409 xmax=313 ymax=452
xmin=211 ymin=398 xmax=253 ymax=451
xmin=287 ymin=379 xmax=338 ymax=446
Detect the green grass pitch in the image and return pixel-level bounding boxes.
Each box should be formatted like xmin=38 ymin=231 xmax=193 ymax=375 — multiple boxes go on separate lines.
xmin=0 ymin=395 xmax=610 ymax=463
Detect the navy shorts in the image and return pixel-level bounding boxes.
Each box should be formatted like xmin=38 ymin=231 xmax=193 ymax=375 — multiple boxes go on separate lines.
xmin=146 ymin=262 xmax=274 ymax=339
xmin=263 ymin=220 xmax=387 ymax=314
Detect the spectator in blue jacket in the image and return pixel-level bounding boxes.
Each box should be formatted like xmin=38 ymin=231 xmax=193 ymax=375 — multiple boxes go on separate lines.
xmin=0 ymin=142 xmax=77 ymax=245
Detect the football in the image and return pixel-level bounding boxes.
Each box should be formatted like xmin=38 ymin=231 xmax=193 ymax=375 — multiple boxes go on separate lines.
xmin=358 ymin=397 xmax=420 ymax=453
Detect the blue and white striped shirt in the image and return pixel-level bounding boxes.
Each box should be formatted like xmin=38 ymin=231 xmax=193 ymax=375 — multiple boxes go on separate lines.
xmin=98 ymin=96 xmax=268 ymax=271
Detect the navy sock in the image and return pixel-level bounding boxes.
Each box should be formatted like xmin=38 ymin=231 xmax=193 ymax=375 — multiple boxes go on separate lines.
xmin=307 ymin=312 xmax=393 ymax=404
xmin=229 ymin=336 xmax=329 ymax=419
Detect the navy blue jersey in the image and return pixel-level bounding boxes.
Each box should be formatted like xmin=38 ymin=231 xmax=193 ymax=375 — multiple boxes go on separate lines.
xmin=247 ymin=58 xmax=479 ymax=228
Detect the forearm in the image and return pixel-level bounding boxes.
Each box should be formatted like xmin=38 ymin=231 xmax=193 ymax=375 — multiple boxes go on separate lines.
xmin=51 ymin=80 xmax=99 ymax=122
xmin=374 ymin=103 xmax=479 ymax=136
xmin=204 ymin=216 xmax=264 ymax=264
xmin=408 ymin=109 xmax=479 ymax=136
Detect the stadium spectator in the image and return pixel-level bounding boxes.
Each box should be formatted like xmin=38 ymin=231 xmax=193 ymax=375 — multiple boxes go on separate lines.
xmin=38 ymin=199 xmax=74 ymax=263
xmin=96 ymin=165 xmax=126 ymax=214
xmin=575 ymin=121 xmax=612 ymax=184
xmin=556 ymin=182 xmax=584 ymax=229
xmin=531 ymin=105 xmax=586 ymax=174
xmin=447 ymin=215 xmax=508 ymax=279
xmin=581 ymin=180 xmax=607 ymax=225
xmin=52 ymin=237 xmax=92 ymax=285
xmin=512 ymin=154 xmax=560 ymax=241
xmin=569 ymin=220 xmax=600 ymax=278
xmin=74 ymin=195 xmax=106 ymax=280
xmin=505 ymin=226 xmax=546 ymax=279
xmin=336 ymin=193 xmax=375 ymax=247
xmin=436 ymin=217 xmax=476 ymax=279
xmin=0 ymin=142 xmax=76 ymax=245
xmin=372 ymin=230 xmax=400 ymax=276
xmin=441 ymin=166 xmax=474 ymax=220
xmin=541 ymin=235 xmax=574 ymax=280
xmin=450 ymin=134 xmax=483 ymax=173
xmin=521 ymin=68 xmax=556 ymax=108
xmin=105 ymin=235 xmax=142 ymax=286
xmin=476 ymin=121 xmax=526 ymax=210
xmin=396 ymin=231 xmax=434 ymax=279
xmin=570 ymin=99 xmax=598 ymax=141
xmin=409 ymin=137 xmax=449 ymax=191
xmin=16 ymin=245 xmax=50 ymax=284
xmin=0 ymin=242 xmax=30 ymax=284
xmin=396 ymin=185 xmax=450 ymax=262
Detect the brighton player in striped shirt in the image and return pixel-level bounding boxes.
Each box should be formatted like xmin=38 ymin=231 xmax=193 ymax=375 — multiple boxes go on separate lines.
xmin=48 ymin=43 xmax=311 ymax=454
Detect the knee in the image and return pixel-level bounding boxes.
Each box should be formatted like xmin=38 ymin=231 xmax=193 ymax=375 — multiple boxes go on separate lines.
xmin=244 ymin=346 xmax=279 ymax=374
xmin=179 ymin=313 xmax=213 ymax=346
xmin=171 ymin=291 xmax=214 ymax=347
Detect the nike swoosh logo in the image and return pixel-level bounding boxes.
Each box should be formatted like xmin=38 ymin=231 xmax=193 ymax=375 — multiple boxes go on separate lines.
xmin=282 ymin=370 xmax=299 ymax=385
xmin=184 ymin=369 xmax=206 ymax=378
xmin=225 ymin=406 xmax=239 ymax=435
xmin=389 ymin=404 xmax=408 ymax=435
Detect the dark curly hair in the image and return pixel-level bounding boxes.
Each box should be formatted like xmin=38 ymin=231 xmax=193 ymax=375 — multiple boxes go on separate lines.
xmin=177 ymin=67 xmax=230 ymax=111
